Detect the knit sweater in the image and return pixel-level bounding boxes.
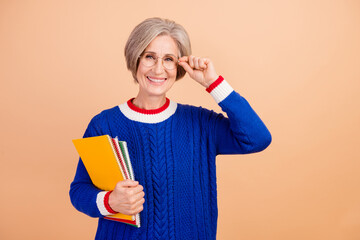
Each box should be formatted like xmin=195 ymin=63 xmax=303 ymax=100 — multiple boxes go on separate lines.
xmin=70 ymin=77 xmax=272 ymax=240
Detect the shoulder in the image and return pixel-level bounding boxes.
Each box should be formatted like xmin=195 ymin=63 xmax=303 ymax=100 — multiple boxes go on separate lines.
xmin=176 ymin=102 xmax=208 ymax=114
xmin=84 ymin=106 xmax=120 ymax=136
xmin=89 ymin=106 xmax=119 ymax=123
xmin=176 ymin=103 xmax=223 ymax=121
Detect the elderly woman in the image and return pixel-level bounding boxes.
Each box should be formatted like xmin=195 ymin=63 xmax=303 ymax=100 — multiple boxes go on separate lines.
xmin=70 ymin=17 xmax=271 ymax=240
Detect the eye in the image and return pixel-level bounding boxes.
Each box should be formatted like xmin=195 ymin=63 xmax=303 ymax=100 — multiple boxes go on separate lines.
xmin=145 ymin=54 xmax=155 ymax=60
xmin=164 ymin=56 xmax=175 ymax=62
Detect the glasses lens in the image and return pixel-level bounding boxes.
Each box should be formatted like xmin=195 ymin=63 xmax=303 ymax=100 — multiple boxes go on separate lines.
xmin=142 ymin=54 xmax=155 ymax=67
xmin=163 ymin=56 xmax=177 ymax=70
xmin=140 ymin=54 xmax=177 ymax=69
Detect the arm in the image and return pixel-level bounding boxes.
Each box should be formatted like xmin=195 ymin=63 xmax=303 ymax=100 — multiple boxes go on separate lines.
xmin=208 ymin=77 xmax=272 ymax=154
xmin=179 ymin=56 xmax=272 ymax=155
xmin=69 ymin=116 xmax=110 ymax=218
xmin=69 ymin=115 xmax=145 ymax=217
xmin=69 ymin=158 xmax=107 ymax=217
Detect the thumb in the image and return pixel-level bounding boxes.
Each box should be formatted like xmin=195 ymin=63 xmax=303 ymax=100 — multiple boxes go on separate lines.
xmin=118 ymin=179 xmax=139 ymax=188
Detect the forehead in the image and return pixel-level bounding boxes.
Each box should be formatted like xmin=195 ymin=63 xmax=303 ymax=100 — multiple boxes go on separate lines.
xmin=145 ymin=35 xmax=178 ymax=55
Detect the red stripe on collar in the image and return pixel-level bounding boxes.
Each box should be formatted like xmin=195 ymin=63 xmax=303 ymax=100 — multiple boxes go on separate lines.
xmin=127 ymin=98 xmax=170 ymax=115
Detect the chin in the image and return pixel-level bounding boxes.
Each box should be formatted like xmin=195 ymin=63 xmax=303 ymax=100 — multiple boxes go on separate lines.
xmin=146 ymin=88 xmax=169 ymax=97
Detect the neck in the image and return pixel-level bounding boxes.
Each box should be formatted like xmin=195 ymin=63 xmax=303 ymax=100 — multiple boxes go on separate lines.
xmin=132 ymin=93 xmax=167 ymax=110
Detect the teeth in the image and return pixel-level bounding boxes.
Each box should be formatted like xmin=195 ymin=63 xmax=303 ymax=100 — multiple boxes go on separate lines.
xmin=147 ymin=77 xmax=166 ymax=83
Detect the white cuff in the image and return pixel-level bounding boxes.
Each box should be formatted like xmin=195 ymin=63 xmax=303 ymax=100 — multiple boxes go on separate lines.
xmin=209 ymin=79 xmax=234 ymax=103
xmin=96 ymin=191 xmax=111 ymax=216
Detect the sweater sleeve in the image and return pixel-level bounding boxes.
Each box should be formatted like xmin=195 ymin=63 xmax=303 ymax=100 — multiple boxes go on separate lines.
xmin=69 ymin=115 xmax=113 ymax=218
xmin=207 ymin=76 xmax=272 ymax=155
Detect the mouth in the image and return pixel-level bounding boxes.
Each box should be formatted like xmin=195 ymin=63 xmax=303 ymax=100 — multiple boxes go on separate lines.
xmin=147 ymin=76 xmax=167 ymax=83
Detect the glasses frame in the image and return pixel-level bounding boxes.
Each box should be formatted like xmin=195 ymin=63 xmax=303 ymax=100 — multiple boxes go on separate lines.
xmin=138 ymin=52 xmax=179 ymax=70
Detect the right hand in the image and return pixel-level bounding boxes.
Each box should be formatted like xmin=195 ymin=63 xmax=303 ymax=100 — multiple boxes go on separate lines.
xmin=178 ymin=55 xmax=219 ymax=88
xmin=108 ymin=179 xmax=145 ymax=215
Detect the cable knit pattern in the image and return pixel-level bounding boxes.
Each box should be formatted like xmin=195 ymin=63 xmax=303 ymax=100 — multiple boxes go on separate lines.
xmin=153 ymin=124 xmax=168 ymax=239
xmin=69 ymin=80 xmax=272 ymax=240
xmin=165 ymin=120 xmax=176 ymax=240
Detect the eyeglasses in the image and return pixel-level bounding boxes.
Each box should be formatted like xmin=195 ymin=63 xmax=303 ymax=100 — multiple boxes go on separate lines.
xmin=139 ymin=52 xmax=179 ymax=70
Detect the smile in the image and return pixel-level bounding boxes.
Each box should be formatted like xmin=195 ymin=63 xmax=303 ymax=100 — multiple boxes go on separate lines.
xmin=147 ymin=76 xmax=167 ymax=83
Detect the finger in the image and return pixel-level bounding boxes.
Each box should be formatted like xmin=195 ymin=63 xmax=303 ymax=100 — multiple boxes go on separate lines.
xmin=125 ymin=195 xmax=144 ymax=206
xmin=123 ymin=186 xmax=144 ymax=199
xmin=127 ymin=192 xmax=144 ymax=205
xmin=178 ymin=61 xmax=193 ymax=75
xmin=178 ymin=56 xmax=188 ymax=62
xmin=133 ymin=190 xmax=145 ymax=200
xmin=199 ymin=58 xmax=207 ymax=69
xmin=134 ymin=197 xmax=145 ymax=211
xmin=125 ymin=197 xmax=145 ymax=214
xmin=132 ymin=204 xmax=144 ymax=215
xmin=194 ymin=56 xmax=200 ymax=70
xmin=129 ymin=185 xmax=145 ymax=195
xmin=117 ymin=179 xmax=139 ymax=188
xmin=188 ymin=55 xmax=195 ymax=68
xmin=204 ymin=58 xmax=212 ymax=67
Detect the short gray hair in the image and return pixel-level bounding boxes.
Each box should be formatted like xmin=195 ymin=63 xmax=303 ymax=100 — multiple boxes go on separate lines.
xmin=124 ymin=17 xmax=192 ymax=82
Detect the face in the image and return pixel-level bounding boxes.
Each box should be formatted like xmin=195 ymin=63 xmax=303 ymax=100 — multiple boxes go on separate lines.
xmin=136 ymin=35 xmax=178 ymax=98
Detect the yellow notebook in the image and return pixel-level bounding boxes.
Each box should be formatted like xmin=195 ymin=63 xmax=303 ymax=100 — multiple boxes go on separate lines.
xmin=72 ymin=135 xmax=133 ymax=222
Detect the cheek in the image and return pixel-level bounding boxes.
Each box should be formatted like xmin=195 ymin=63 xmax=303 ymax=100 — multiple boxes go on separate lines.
xmin=136 ymin=65 xmax=147 ymax=80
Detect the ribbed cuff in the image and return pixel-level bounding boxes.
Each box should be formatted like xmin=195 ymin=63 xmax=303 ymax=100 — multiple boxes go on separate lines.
xmin=96 ymin=191 xmax=112 ymax=216
xmin=206 ymin=76 xmax=234 ymax=103
xmin=104 ymin=191 xmax=118 ymax=214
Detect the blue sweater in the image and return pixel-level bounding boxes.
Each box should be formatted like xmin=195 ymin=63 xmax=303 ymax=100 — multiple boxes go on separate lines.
xmin=70 ymin=79 xmax=271 ymax=240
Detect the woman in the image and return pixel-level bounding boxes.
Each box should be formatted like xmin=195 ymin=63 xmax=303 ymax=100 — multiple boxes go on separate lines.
xmin=70 ymin=17 xmax=271 ymax=240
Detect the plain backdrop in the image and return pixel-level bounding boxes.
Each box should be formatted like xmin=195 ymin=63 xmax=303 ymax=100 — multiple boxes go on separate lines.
xmin=1 ymin=0 xmax=360 ymax=239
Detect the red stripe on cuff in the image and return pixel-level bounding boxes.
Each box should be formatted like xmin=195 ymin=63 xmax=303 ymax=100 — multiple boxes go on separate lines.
xmin=104 ymin=191 xmax=118 ymax=214
xmin=206 ymin=75 xmax=224 ymax=93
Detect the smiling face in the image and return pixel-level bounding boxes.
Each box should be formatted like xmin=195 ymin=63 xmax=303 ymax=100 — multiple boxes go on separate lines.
xmin=136 ymin=35 xmax=179 ymax=99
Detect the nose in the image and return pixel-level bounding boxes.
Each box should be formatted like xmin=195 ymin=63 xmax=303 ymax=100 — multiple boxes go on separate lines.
xmin=153 ymin=58 xmax=165 ymax=74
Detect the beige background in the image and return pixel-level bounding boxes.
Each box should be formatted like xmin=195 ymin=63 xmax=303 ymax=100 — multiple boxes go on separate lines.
xmin=1 ymin=0 xmax=360 ymax=239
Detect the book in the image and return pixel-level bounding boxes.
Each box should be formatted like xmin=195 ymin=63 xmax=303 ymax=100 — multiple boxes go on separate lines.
xmin=72 ymin=135 xmax=140 ymax=228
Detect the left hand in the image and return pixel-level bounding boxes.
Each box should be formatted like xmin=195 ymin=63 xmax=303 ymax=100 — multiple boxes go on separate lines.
xmin=178 ymin=55 xmax=219 ymax=88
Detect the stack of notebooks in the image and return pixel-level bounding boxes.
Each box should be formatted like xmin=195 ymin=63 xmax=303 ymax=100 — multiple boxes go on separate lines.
xmin=72 ymin=135 xmax=140 ymax=228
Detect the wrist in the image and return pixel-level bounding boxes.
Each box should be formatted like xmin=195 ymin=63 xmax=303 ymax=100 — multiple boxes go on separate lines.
xmin=105 ymin=191 xmax=118 ymax=214
xmin=206 ymin=76 xmax=234 ymax=104
xmin=206 ymin=75 xmax=224 ymax=93
xmin=204 ymin=75 xmax=219 ymax=88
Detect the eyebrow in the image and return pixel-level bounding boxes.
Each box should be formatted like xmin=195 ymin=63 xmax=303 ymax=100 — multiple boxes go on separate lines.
xmin=143 ymin=51 xmax=178 ymax=58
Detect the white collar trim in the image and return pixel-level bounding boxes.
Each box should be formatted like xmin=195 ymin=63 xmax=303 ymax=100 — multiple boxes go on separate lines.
xmin=118 ymin=100 xmax=177 ymax=124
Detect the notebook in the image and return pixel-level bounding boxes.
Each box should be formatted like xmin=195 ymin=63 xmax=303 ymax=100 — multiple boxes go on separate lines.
xmin=72 ymin=135 xmax=140 ymax=227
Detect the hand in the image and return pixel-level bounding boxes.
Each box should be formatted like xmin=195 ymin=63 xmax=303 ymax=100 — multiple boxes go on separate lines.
xmin=178 ymin=55 xmax=219 ymax=88
xmin=108 ymin=179 xmax=145 ymax=215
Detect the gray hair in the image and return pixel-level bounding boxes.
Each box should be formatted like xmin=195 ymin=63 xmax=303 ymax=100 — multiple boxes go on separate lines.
xmin=124 ymin=17 xmax=192 ymax=82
